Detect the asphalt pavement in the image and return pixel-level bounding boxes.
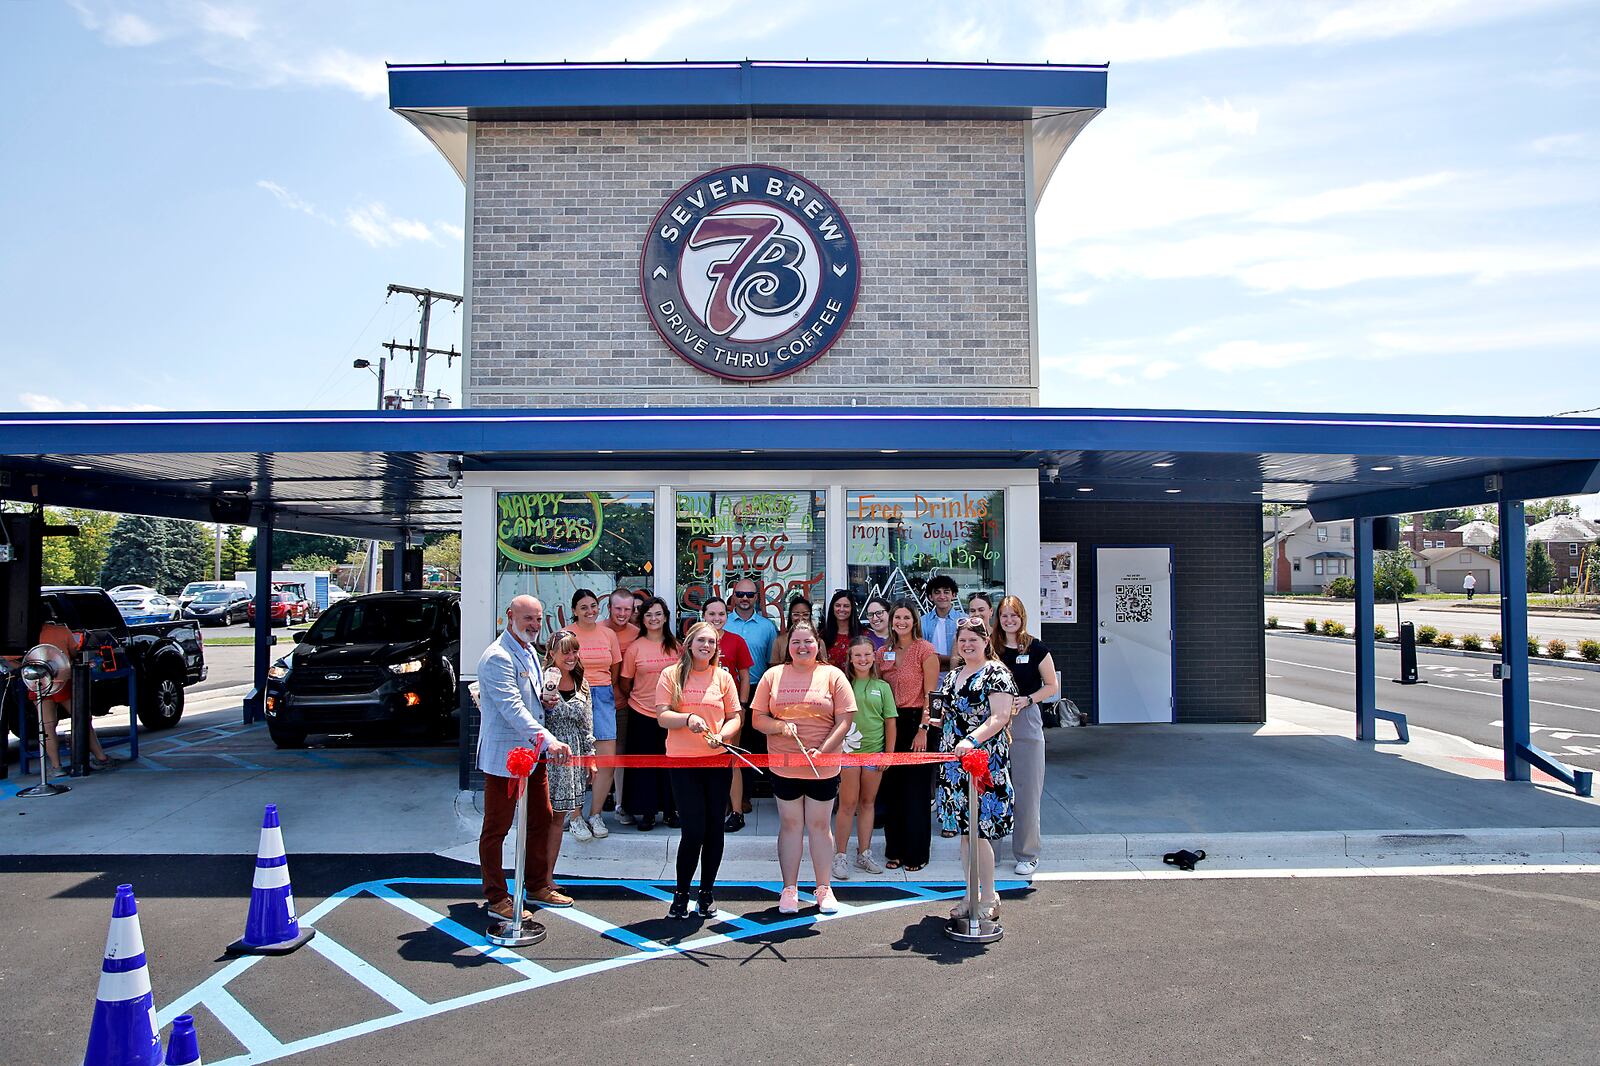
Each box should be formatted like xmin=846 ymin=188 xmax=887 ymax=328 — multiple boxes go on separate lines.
xmin=1266 ymin=597 xmax=1600 ymax=648
xmin=1267 ymin=632 xmax=1600 ymax=773
xmin=4 ymin=852 xmax=1598 ymax=1065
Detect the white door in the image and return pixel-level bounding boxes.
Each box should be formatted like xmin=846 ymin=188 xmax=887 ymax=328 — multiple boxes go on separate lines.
xmin=1095 ymin=547 xmax=1174 ymax=724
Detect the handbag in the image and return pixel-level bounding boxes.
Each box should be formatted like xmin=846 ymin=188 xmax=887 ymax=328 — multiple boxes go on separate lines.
xmin=1042 ymin=697 xmax=1082 ymax=729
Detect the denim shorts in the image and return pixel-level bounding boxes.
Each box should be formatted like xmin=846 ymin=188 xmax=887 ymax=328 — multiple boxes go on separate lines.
xmin=591 ymin=684 xmax=617 ymax=742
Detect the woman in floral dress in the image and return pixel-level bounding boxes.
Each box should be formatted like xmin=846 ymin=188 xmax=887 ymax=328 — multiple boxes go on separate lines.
xmin=934 ymin=616 xmax=1016 ymax=922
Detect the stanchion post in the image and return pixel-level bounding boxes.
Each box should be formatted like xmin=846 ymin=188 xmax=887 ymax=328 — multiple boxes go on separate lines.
xmin=17 ymin=688 xmax=69 ymax=798
xmin=487 ymin=779 xmax=545 ymax=949
xmin=945 ymin=756 xmax=1001 ymax=944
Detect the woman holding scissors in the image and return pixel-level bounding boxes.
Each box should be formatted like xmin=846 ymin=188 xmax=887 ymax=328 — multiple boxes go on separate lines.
xmin=655 ymin=621 xmax=743 ymax=919
xmin=752 ymin=619 xmax=856 ymax=916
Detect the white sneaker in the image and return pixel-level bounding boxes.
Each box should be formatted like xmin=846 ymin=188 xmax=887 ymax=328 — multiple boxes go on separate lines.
xmin=588 ymin=813 xmax=609 ymax=839
xmin=570 ymin=815 xmax=593 ymax=842
xmin=831 ymin=853 xmax=852 ymax=881
xmin=1014 ymin=859 xmax=1038 ymax=876
xmin=855 ymin=850 xmax=885 ymax=874
xmin=618 ymin=811 xmax=635 ymax=826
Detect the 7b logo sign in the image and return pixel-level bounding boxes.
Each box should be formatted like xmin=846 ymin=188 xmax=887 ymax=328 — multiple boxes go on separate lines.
xmin=642 ymin=165 xmax=860 ymax=382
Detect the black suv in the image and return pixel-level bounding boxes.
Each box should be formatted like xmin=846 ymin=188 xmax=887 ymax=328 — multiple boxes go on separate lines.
xmin=263 ymin=591 xmax=459 ymax=748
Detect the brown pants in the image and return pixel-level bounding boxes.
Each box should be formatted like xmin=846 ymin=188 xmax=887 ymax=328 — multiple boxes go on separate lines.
xmin=480 ymin=764 xmax=557 ymax=905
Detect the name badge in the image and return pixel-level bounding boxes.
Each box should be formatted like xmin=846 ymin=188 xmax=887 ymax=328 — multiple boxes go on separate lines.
xmin=1016 ymin=655 xmax=1030 ymax=664
xmin=883 ymin=651 xmax=896 ymax=662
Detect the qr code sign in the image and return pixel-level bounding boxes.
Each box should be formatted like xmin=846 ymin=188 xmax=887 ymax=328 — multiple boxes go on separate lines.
xmin=1115 ymin=583 xmax=1154 ymax=624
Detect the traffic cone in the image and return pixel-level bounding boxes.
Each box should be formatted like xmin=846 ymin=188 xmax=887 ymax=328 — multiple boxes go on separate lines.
xmin=162 ymin=1015 xmax=201 ymax=1065
xmin=83 ymin=883 xmax=163 ymax=1066
xmin=225 ymin=803 xmax=315 ymax=955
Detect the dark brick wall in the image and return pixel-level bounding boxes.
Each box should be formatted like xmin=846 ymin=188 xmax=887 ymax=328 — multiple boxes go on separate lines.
xmin=1040 ymin=500 xmax=1265 ymax=724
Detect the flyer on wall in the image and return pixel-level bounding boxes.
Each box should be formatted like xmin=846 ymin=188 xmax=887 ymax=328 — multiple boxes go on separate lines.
xmin=1040 ymin=542 xmax=1077 ymax=623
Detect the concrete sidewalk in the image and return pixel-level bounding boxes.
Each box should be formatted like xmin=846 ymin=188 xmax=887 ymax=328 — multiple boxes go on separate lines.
xmin=7 ymin=691 xmax=1600 ymax=879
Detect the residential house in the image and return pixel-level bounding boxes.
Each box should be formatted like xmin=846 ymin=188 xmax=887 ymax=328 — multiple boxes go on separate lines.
xmin=1400 ymin=513 xmax=1463 ymax=553
xmin=1455 ymin=520 xmax=1498 ymax=549
xmin=1410 ymin=546 xmax=1498 ymax=595
xmin=1264 ymin=509 xmax=1356 ymax=593
xmin=1526 ymin=514 xmax=1600 ymax=591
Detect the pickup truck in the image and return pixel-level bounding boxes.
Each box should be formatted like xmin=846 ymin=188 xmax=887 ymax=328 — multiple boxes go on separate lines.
xmin=34 ymin=586 xmax=207 ymax=730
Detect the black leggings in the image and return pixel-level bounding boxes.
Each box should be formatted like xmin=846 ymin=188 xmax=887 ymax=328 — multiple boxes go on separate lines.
xmin=668 ymin=766 xmax=733 ymax=894
xmin=882 ymin=706 xmax=933 ymax=867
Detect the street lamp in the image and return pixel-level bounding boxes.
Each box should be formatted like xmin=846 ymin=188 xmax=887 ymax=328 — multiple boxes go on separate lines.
xmin=350 ymin=355 xmax=384 ymax=408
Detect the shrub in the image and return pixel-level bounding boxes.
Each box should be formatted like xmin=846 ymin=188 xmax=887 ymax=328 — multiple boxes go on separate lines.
xmin=1325 ymin=576 xmax=1356 ymax=599
xmin=1416 ymin=625 xmax=1438 ymax=645
xmin=1491 ymin=633 xmax=1503 ymax=653
xmin=1529 ymin=636 xmax=1542 ymax=657
xmin=1460 ymin=633 xmax=1483 ymax=651
xmin=1374 ymin=623 xmax=1387 ymax=640
xmin=1546 ymin=638 xmax=1567 ymax=659
xmin=1319 ymin=619 xmax=1347 ymax=637
xmin=1436 ymin=632 xmax=1455 ymax=648
xmin=1580 ymin=639 xmax=1600 ymax=662
xmin=1266 ymin=615 xmax=1279 ymax=629
xmin=1304 ymin=617 xmax=1318 ymax=633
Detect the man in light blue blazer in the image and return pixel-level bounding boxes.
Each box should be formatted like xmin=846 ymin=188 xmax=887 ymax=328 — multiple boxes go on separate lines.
xmin=477 ymin=595 xmax=574 ymax=918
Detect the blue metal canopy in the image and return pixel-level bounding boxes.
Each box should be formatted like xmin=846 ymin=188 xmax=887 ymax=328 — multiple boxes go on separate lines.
xmin=3 ymin=406 xmax=1599 ymax=539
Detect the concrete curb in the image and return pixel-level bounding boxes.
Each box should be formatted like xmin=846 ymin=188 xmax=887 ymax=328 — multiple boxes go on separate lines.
xmin=1267 ymin=628 xmax=1600 ymax=674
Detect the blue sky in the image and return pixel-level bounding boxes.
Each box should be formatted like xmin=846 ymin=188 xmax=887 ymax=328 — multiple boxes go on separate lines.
xmin=4 ymin=0 xmax=1598 ymax=420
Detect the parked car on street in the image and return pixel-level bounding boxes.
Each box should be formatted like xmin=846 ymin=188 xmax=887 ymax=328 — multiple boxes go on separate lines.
xmin=179 ymin=580 xmax=248 ymax=610
xmin=107 ymin=584 xmax=156 ymax=596
xmin=23 ymin=586 xmax=208 ymax=731
xmin=264 ymin=591 xmax=460 ymax=748
xmin=247 ymin=591 xmax=310 ymax=626
xmin=111 ymin=589 xmax=181 ymax=624
xmin=183 ymin=587 xmax=251 ymax=626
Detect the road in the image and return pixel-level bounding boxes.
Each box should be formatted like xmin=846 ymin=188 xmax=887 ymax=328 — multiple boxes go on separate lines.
xmin=2 ymin=853 xmax=1597 ymax=1064
xmin=1266 ymin=597 xmax=1600 ymax=648
xmin=1266 ymin=632 xmax=1600 ymax=773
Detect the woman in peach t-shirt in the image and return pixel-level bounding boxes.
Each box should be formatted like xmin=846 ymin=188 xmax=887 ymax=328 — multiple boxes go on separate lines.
xmin=563 ymin=588 xmax=622 ymax=839
xmin=752 ymin=619 xmax=856 ymax=916
xmin=616 ymin=596 xmax=679 ymax=832
xmin=655 ymin=621 xmax=742 ymax=920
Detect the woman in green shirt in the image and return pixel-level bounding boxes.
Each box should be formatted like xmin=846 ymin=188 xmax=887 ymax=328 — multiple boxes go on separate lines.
xmin=833 ymin=635 xmax=898 ymax=878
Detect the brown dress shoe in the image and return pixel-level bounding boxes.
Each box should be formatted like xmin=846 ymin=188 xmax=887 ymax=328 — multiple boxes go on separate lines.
xmin=487 ymin=897 xmax=534 ymax=923
xmin=529 ymin=886 xmax=574 ymax=908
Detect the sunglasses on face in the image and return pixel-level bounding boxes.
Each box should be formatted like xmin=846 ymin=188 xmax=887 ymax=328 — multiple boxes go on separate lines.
xmin=733 ymin=590 xmax=756 ymax=597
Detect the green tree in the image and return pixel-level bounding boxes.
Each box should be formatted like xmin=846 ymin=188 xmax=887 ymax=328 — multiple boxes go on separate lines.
xmin=40 ymin=508 xmax=118 ymax=585
xmin=423 ymin=532 xmax=461 ymax=574
xmin=221 ymin=526 xmax=251 ymax=579
xmin=99 ymin=515 xmax=216 ymax=592
xmin=282 ymin=553 xmax=337 ymax=573
xmin=1525 ymin=497 xmax=1577 ymax=523
xmin=1527 ymin=541 xmax=1556 ymax=592
xmin=252 ymin=531 xmax=360 ymax=568
xmin=1374 ymin=545 xmax=1417 ymax=600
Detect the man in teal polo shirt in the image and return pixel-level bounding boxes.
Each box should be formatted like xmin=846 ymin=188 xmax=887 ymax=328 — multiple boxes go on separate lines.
xmin=723 ymin=575 xmax=779 ymax=831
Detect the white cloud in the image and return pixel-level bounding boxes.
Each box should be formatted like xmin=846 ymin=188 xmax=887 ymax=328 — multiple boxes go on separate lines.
xmin=191 ymin=2 xmax=258 ymax=41
xmin=935 ymin=14 xmax=1003 ymax=59
xmin=1041 ymin=0 xmax=1578 ymax=63
xmin=1197 ymin=340 xmax=1324 ymax=372
xmin=257 ymin=179 xmax=317 ymax=216
xmin=70 ymin=3 xmax=166 ymax=46
xmin=344 ymin=203 xmax=435 ymax=247
xmin=1371 ymin=320 xmax=1600 ymax=354
xmin=436 ymin=221 xmax=464 ymax=242
xmin=595 ymin=0 xmax=738 ymax=60
xmin=1043 ymin=353 xmax=1183 ymax=386
xmin=270 ymin=48 xmax=387 ymax=99
xmin=20 ymin=393 xmax=163 ymax=412
xmin=1529 ymin=132 xmax=1591 ymax=156
xmin=1253 ymin=172 xmax=1458 ymax=224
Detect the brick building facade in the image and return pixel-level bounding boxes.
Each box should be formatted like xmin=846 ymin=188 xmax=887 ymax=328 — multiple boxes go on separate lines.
xmin=466 ymin=119 xmax=1038 ymax=407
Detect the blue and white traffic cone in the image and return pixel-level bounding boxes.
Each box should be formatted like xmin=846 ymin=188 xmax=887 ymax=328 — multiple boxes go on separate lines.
xmin=83 ymin=883 xmax=163 ymax=1066
xmin=162 ymin=1015 xmax=201 ymax=1065
xmin=225 ymin=803 xmax=315 ymax=955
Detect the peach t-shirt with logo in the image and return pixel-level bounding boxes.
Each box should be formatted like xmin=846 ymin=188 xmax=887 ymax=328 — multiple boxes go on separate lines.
xmin=622 ymin=638 xmax=679 ymax=716
xmin=751 ymin=662 xmax=856 ymax=779
xmin=601 ymin=618 xmax=640 ymax=660
xmin=563 ymin=623 xmax=621 ymax=687
xmin=655 ymin=665 xmax=741 ymax=758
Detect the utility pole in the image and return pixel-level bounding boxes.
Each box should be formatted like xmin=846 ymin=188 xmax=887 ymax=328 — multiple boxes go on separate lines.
xmin=380 ymin=340 xmax=458 ymax=407
xmin=353 ymin=356 xmax=387 ymax=409
xmin=387 ymin=284 xmax=462 ymax=402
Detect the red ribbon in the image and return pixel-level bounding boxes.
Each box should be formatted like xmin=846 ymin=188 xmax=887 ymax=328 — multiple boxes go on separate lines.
xmin=505 ymin=751 xmax=957 ymax=770
xmin=960 ymin=748 xmax=993 ymax=791
xmin=505 ymin=746 xmax=537 ymax=799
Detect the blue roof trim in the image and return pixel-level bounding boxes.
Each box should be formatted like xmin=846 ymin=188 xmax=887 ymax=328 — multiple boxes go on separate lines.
xmin=4 ymin=406 xmax=1600 ymax=463
xmin=387 ymin=60 xmax=1108 ymax=116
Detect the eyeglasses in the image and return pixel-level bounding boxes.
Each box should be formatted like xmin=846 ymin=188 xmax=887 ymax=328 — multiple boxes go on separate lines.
xmin=732 ymin=590 xmax=757 ymax=597
xmin=866 ymin=608 xmax=888 ymax=617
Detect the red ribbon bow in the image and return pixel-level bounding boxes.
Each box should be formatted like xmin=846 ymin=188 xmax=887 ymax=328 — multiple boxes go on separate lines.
xmin=960 ymin=747 xmax=992 ymax=791
xmin=505 ymin=746 xmax=537 ymax=800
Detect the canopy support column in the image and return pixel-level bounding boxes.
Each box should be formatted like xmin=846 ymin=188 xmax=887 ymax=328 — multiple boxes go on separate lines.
xmin=246 ymin=508 xmax=275 ymax=724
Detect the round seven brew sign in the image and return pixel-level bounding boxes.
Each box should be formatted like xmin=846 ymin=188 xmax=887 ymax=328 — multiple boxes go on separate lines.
xmin=641 ymin=165 xmax=860 ymax=381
